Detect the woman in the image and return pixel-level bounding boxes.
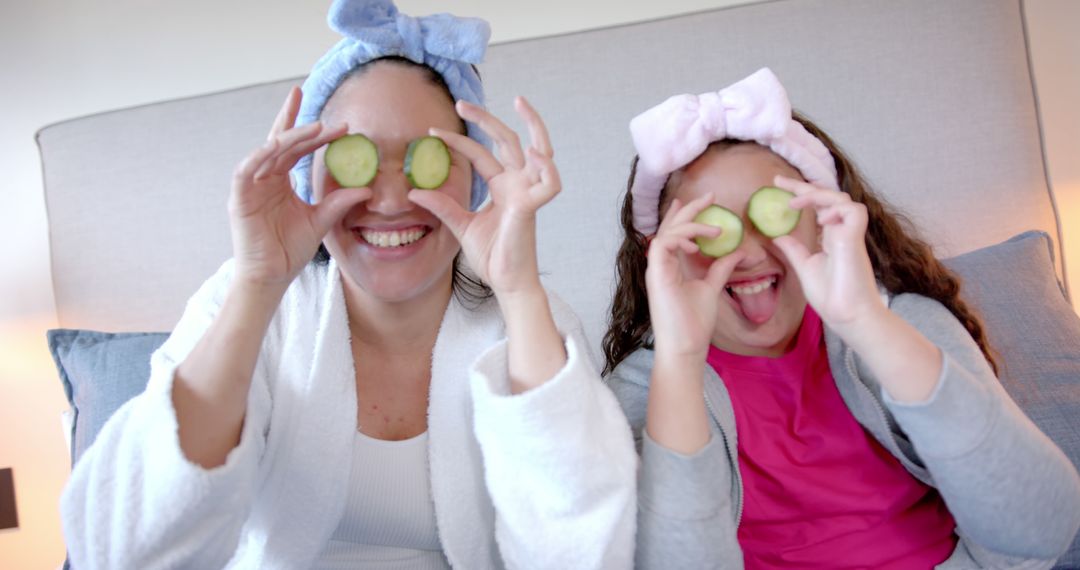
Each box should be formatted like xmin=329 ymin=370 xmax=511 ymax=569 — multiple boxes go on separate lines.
xmin=61 ymin=1 xmax=635 ymax=568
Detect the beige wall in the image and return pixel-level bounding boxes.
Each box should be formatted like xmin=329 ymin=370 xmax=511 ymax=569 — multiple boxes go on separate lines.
xmin=0 ymin=0 xmax=1075 ymax=566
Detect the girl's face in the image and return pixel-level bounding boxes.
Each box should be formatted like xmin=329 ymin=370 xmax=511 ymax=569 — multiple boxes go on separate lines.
xmin=665 ymin=143 xmax=820 ymax=357
xmin=313 ymin=62 xmax=472 ymax=304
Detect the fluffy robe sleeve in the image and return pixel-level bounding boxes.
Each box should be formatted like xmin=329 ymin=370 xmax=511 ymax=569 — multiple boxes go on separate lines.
xmin=469 ymin=294 xmax=638 ymax=570
xmin=61 ymin=260 xmax=275 ymax=569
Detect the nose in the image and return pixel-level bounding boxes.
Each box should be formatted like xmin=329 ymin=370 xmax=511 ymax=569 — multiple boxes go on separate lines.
xmin=366 ymin=166 xmax=413 ymax=216
xmin=733 ymin=225 xmax=770 ymax=268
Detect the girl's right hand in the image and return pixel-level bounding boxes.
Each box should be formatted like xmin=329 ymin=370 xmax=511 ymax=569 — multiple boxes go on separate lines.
xmin=645 ymin=194 xmax=745 ymax=359
xmin=228 ymin=86 xmax=371 ymax=289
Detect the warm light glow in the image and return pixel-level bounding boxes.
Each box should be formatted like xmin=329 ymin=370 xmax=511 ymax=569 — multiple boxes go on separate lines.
xmin=0 ymin=315 xmax=70 ymax=569
xmin=1058 ymin=182 xmax=1080 ymax=315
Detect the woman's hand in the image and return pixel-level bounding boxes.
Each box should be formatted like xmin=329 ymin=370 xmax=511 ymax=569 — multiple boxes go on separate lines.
xmin=406 ymin=97 xmax=559 ymax=299
xmin=228 ymin=86 xmax=371 ymax=290
xmin=408 ymin=97 xmax=565 ymax=393
xmin=646 ymin=195 xmax=745 ymax=360
xmin=771 ymin=175 xmax=886 ymax=330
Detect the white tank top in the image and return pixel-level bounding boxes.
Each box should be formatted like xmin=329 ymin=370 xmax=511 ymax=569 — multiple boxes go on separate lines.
xmin=312 ymin=430 xmax=450 ymax=570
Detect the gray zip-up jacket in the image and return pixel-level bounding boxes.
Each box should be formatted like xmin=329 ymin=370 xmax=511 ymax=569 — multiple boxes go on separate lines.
xmin=608 ymin=292 xmax=1080 ymax=569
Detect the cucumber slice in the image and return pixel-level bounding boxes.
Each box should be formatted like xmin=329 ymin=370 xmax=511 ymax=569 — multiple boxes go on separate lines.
xmin=405 ymin=136 xmax=451 ymax=189
xmin=693 ymin=205 xmax=744 ymax=258
xmin=325 ymin=134 xmax=378 ymax=188
xmin=748 ymin=186 xmax=800 ymax=237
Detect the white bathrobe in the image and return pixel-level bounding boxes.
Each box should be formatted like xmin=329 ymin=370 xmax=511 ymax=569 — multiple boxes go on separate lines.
xmin=61 ymin=259 xmax=637 ymax=569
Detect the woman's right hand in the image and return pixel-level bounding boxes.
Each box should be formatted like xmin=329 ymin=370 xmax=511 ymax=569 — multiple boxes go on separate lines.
xmin=645 ymin=194 xmax=745 ymax=360
xmin=228 ymin=86 xmax=371 ymax=289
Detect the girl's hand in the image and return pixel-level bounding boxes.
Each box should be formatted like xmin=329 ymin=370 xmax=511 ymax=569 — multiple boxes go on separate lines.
xmin=771 ymin=175 xmax=885 ymax=329
xmin=646 ymin=195 xmax=745 ymax=359
xmin=407 ymin=97 xmax=560 ymax=298
xmin=229 ymin=86 xmax=371 ymax=289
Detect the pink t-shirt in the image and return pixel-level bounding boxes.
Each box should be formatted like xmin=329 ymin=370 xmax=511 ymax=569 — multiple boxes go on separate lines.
xmin=706 ymin=308 xmax=957 ymax=569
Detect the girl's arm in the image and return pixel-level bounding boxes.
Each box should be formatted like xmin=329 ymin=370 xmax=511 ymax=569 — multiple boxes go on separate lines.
xmin=772 ymin=175 xmax=1080 ymax=560
xmin=622 ymin=196 xmax=747 ymax=568
xmin=642 ymin=195 xmax=744 ymax=455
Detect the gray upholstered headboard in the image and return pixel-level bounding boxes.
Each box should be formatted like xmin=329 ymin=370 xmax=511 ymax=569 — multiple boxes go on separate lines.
xmin=39 ymin=0 xmax=1061 ymax=356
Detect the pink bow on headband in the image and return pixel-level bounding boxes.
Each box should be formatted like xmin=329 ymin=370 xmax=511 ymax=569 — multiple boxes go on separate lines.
xmin=629 ymin=67 xmax=839 ymax=235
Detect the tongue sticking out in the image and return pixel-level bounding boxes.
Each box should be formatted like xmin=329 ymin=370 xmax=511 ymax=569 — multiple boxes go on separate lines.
xmin=730 ymin=280 xmax=780 ymax=325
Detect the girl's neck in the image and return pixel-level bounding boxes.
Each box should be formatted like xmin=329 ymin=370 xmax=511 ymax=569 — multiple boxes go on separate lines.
xmin=341 ymin=271 xmax=453 ymax=355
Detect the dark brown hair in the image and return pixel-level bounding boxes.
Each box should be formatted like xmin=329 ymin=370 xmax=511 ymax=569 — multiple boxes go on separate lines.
xmin=601 ymin=112 xmax=998 ymax=375
xmin=312 ymin=56 xmax=493 ymax=308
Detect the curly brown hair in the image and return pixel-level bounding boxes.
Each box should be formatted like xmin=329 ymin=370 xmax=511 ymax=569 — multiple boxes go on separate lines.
xmin=601 ymin=112 xmax=998 ymax=376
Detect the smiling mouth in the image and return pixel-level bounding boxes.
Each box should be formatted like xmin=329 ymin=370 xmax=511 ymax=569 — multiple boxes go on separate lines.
xmin=354 ymin=226 xmax=430 ymax=248
xmin=724 ymin=275 xmax=780 ymax=324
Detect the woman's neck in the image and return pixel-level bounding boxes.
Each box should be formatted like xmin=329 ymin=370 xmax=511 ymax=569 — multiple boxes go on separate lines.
xmin=341 ymin=272 xmax=454 ymax=356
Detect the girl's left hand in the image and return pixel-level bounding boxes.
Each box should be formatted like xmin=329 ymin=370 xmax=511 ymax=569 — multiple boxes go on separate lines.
xmin=407 ymin=97 xmax=559 ymax=298
xmin=771 ymin=175 xmax=886 ymax=328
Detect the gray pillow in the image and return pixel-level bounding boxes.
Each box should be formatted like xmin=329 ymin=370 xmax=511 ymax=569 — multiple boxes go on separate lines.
xmin=46 ymin=330 xmax=168 ymax=466
xmin=944 ymin=230 xmax=1080 ymax=567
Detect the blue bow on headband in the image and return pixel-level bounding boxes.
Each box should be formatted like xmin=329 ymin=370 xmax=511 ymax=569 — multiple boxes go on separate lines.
xmin=291 ymin=0 xmax=492 ymax=209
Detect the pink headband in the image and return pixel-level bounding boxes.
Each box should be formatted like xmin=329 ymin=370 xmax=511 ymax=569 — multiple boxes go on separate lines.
xmin=629 ymin=67 xmax=839 ymax=235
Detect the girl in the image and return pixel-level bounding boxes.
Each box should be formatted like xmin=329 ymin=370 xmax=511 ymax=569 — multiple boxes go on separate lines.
xmin=604 ymin=67 xmax=1080 ymax=569
xmin=61 ymin=1 xmax=635 ymax=568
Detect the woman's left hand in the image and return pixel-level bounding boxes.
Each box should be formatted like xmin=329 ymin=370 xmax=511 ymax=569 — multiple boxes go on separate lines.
xmin=771 ymin=175 xmax=885 ymax=329
xmin=407 ymin=97 xmax=559 ymax=298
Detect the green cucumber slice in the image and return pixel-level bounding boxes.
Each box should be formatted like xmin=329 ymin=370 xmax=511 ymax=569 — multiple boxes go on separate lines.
xmin=748 ymin=186 xmax=800 ymax=237
xmin=404 ymin=136 xmax=451 ymax=189
xmin=693 ymin=205 xmax=744 ymax=258
xmin=325 ymin=134 xmax=378 ymax=188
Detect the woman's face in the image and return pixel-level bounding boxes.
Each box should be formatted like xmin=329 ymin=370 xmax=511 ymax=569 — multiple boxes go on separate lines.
xmin=313 ymin=62 xmax=472 ymax=304
xmin=665 ymin=143 xmax=820 ymax=357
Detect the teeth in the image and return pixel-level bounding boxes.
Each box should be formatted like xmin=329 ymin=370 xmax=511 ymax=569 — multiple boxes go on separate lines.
xmin=728 ymin=276 xmax=776 ymax=296
xmin=360 ymin=228 xmax=427 ymax=248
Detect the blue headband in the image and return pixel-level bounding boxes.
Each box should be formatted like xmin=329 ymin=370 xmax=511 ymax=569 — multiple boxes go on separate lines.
xmin=291 ymin=0 xmax=492 ymax=210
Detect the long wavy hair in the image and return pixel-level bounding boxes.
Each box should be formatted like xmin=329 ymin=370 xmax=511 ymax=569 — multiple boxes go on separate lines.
xmin=601 ymin=112 xmax=998 ymax=376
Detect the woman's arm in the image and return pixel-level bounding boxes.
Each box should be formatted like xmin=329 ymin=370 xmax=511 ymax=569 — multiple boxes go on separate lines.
xmin=61 ymin=262 xmax=274 ymax=569
xmin=412 ymin=98 xmax=638 ymax=567
xmin=174 ymin=86 xmax=366 ymax=468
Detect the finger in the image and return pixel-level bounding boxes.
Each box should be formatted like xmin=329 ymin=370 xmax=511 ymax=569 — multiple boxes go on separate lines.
xmin=527 ymin=147 xmax=561 ymax=205
xmin=235 ymin=139 xmax=281 ymax=187
xmin=677 ymin=238 xmax=701 ymax=256
xmin=312 ymin=187 xmax=372 ymax=234
xmin=704 ymin=250 xmax=747 ymax=290
xmin=817 ymin=204 xmax=846 ymax=227
xmin=772 ymin=175 xmax=819 ymax=194
xmin=267 ymin=122 xmax=349 ymax=176
xmin=254 ymin=122 xmax=326 ymax=180
xmin=656 ymin=198 xmax=683 ymax=233
xmin=662 ymin=222 xmax=723 ymax=243
xmin=670 ymin=193 xmax=716 ymax=228
xmin=773 ymin=235 xmax=812 ymax=275
xmin=456 ymin=100 xmax=526 ymax=169
xmin=515 ymin=96 xmax=553 ymax=157
xmin=268 ymin=86 xmax=302 ymax=141
xmin=407 ymin=189 xmax=473 ymax=243
xmin=788 ymin=188 xmax=851 ymax=211
xmin=431 ymin=127 xmax=503 ymax=182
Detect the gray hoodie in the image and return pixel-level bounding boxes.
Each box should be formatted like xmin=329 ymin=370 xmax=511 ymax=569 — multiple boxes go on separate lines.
xmin=608 ymin=292 xmax=1080 ymax=569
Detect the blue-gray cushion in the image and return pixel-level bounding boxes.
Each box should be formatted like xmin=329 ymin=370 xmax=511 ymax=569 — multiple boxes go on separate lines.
xmin=46 ymin=330 xmax=168 ymax=466
xmin=944 ymin=230 xmax=1080 ymax=567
